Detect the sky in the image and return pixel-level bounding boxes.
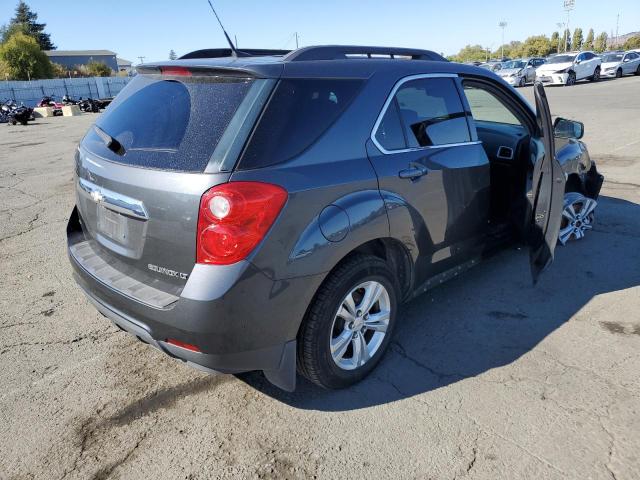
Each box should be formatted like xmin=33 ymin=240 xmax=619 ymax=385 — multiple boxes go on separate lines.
xmin=1 ymin=0 xmax=638 ymax=63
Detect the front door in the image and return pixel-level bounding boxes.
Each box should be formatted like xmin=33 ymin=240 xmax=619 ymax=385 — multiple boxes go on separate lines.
xmin=528 ymin=82 xmax=565 ymax=282
xmin=367 ymin=74 xmax=490 ymax=286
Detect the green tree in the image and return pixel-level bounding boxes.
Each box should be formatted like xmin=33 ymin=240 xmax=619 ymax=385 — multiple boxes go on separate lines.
xmin=550 ymin=31 xmax=560 ymax=53
xmin=519 ymin=35 xmax=553 ymax=57
xmin=450 ymin=44 xmax=489 ymax=63
xmin=492 ymin=41 xmax=523 ymax=59
xmin=572 ymin=28 xmax=583 ymax=50
xmin=562 ymin=28 xmax=571 ymax=52
xmin=583 ymin=29 xmax=595 ymax=50
xmin=623 ymin=35 xmax=640 ymax=50
xmin=86 ymin=61 xmax=112 ymax=77
xmin=0 ymin=32 xmax=52 ymax=80
xmin=1 ymin=1 xmax=55 ymax=50
xmin=594 ymin=32 xmax=608 ymax=53
xmin=169 ymin=49 xmax=177 ymax=60
xmin=51 ymin=62 xmax=67 ymax=78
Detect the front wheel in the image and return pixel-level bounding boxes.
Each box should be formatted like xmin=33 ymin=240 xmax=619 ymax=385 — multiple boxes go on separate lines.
xmin=297 ymin=254 xmax=399 ymax=389
xmin=519 ymin=76 xmax=526 ymax=87
xmin=565 ymin=72 xmax=576 ymax=86
xmin=616 ymin=68 xmax=623 ymax=78
xmin=590 ymin=67 xmax=601 ymax=82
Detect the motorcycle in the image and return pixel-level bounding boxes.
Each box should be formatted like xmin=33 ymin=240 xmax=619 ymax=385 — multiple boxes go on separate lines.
xmin=61 ymin=94 xmax=80 ymax=105
xmin=37 ymin=96 xmax=63 ymax=116
xmin=1 ymin=100 xmax=34 ymax=125
xmin=78 ymin=97 xmax=100 ymax=113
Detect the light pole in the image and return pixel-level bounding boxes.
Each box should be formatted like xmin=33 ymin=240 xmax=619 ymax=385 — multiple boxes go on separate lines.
xmin=563 ymin=0 xmax=575 ymax=52
xmin=556 ymin=22 xmax=565 ymax=52
xmin=137 ymin=56 xmax=146 ymax=65
xmin=498 ymin=21 xmax=507 ymax=60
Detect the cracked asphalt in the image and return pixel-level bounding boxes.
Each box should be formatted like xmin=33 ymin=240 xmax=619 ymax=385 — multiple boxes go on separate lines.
xmin=1 ymin=76 xmax=639 ymax=480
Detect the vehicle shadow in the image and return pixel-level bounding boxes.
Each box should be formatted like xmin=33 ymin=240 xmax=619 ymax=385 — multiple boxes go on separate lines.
xmin=238 ymin=195 xmax=640 ymax=411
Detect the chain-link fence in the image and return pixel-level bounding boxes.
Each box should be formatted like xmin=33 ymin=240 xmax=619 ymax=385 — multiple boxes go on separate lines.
xmin=0 ymin=77 xmax=131 ymax=107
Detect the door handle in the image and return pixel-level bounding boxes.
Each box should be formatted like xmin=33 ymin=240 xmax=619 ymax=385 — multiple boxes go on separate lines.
xmin=398 ymin=162 xmax=428 ymax=180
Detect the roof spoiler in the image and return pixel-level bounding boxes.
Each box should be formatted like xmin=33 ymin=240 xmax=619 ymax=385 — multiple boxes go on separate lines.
xmin=180 ymin=48 xmax=291 ymax=59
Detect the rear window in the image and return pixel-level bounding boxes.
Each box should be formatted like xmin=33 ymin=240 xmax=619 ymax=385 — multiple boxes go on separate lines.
xmin=82 ymin=74 xmax=253 ymax=172
xmin=239 ymin=78 xmax=363 ymax=170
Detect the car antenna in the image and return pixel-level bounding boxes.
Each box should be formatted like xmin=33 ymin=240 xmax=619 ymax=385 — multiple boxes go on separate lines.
xmin=206 ymin=0 xmax=239 ymax=57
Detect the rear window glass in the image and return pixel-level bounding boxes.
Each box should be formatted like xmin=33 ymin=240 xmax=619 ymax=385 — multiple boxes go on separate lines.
xmin=82 ymin=74 xmax=253 ymax=172
xmin=239 ymin=78 xmax=363 ymax=170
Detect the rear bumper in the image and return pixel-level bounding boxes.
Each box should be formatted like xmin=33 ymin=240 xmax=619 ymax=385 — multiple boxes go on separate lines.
xmin=67 ymin=207 xmax=324 ymax=390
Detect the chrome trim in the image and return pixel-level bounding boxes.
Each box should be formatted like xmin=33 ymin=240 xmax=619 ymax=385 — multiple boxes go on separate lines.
xmin=370 ymin=73 xmax=482 ymax=155
xmin=78 ymin=178 xmax=148 ymax=220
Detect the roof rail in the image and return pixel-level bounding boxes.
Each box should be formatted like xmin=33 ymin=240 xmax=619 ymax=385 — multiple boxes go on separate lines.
xmin=180 ymin=48 xmax=291 ymax=60
xmin=284 ymin=45 xmax=447 ymax=62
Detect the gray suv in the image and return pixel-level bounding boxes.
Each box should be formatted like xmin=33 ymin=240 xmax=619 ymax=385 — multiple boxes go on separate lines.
xmin=67 ymin=46 xmax=603 ymax=391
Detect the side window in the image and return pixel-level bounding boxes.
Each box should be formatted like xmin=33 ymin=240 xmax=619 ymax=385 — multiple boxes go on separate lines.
xmin=576 ymin=53 xmax=584 ymax=62
xmin=463 ymin=84 xmax=523 ymax=126
xmin=392 ymin=77 xmax=470 ymax=148
xmin=584 ymin=52 xmax=594 ymax=60
xmin=374 ymin=99 xmax=406 ymax=151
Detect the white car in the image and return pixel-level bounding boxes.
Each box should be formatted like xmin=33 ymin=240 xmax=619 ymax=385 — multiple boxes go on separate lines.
xmin=497 ymin=58 xmax=546 ymax=87
xmin=535 ymin=51 xmax=602 ymax=86
xmin=600 ymin=51 xmax=640 ymax=78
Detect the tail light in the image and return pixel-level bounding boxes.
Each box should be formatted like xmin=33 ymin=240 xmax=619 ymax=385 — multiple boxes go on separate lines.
xmin=197 ymin=182 xmax=288 ymax=265
xmin=161 ymin=66 xmax=192 ymax=76
xmin=166 ymin=338 xmax=201 ymax=352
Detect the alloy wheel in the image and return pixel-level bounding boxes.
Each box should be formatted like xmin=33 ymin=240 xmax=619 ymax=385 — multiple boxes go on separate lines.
xmin=593 ymin=68 xmax=600 ymax=81
xmin=330 ymin=281 xmax=391 ymax=370
xmin=616 ymin=68 xmax=622 ymax=78
xmin=558 ymin=192 xmax=597 ymax=245
xmin=566 ymin=72 xmax=576 ymax=86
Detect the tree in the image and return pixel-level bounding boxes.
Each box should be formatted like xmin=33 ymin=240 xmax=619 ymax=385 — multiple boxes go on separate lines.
xmin=550 ymin=31 xmax=560 ymax=53
xmin=169 ymin=49 xmax=177 ymax=60
xmin=518 ymin=35 xmax=554 ymax=57
xmin=594 ymin=32 xmax=608 ymax=53
xmin=623 ymin=35 xmax=640 ymax=50
xmin=1 ymin=1 xmax=55 ymax=50
xmin=450 ymin=44 xmax=488 ymax=63
xmin=86 ymin=61 xmax=112 ymax=77
xmin=0 ymin=32 xmax=52 ymax=80
xmin=562 ymin=29 xmax=571 ymax=52
xmin=583 ymin=29 xmax=595 ymax=50
xmin=51 ymin=62 xmax=67 ymax=78
xmin=572 ymin=28 xmax=583 ymax=51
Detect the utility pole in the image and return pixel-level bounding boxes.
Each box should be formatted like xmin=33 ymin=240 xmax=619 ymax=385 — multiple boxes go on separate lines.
xmin=295 ymin=32 xmax=299 ymax=49
xmin=137 ymin=56 xmax=146 ymax=65
xmin=615 ymin=13 xmax=620 ymax=46
xmin=235 ymin=35 xmax=238 ymax=48
xmin=563 ymin=0 xmax=575 ymax=52
xmin=498 ymin=21 xmax=507 ymax=59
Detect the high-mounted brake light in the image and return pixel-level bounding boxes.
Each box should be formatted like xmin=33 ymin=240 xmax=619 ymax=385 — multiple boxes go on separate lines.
xmin=161 ymin=66 xmax=192 ymax=76
xmin=197 ymin=182 xmax=288 ymax=265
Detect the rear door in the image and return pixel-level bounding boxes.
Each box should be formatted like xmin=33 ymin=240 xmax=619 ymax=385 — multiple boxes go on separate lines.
xmin=528 ymin=82 xmax=565 ymax=282
xmin=367 ymin=74 xmax=490 ymax=286
xmin=73 ymin=70 xmax=273 ymax=298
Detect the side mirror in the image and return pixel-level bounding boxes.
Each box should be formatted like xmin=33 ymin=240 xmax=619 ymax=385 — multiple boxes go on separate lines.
xmin=553 ymin=117 xmax=584 ymax=139
xmin=623 ymin=58 xmax=630 ymax=63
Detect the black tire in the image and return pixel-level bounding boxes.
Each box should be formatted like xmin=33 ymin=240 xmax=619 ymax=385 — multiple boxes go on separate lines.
xmin=297 ymin=254 xmax=399 ymax=389
xmin=590 ymin=67 xmax=600 ymax=82
xmin=519 ymin=76 xmax=526 ymax=88
xmin=635 ymin=65 xmax=640 ymax=76
xmin=565 ymin=71 xmax=576 ymax=86
xmin=616 ymin=68 xmax=623 ymax=78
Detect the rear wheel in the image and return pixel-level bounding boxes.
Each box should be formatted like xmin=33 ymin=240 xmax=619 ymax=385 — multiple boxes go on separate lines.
xmin=590 ymin=67 xmax=601 ymax=82
xmin=635 ymin=65 xmax=640 ymax=76
xmin=297 ymin=254 xmax=398 ymax=389
xmin=616 ymin=68 xmax=623 ymax=78
xmin=519 ymin=76 xmax=526 ymax=87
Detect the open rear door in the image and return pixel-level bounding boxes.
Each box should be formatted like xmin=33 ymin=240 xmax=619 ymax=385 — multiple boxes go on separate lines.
xmin=528 ymin=82 xmax=565 ymax=283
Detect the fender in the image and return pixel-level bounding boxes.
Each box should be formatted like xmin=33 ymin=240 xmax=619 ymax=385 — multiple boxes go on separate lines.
xmin=288 ymin=189 xmax=390 ymax=276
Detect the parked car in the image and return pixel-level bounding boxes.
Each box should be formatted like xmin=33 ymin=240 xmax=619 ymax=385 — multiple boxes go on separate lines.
xmin=497 ymin=57 xmax=546 ymax=87
xmin=479 ymin=61 xmax=502 ymax=72
xmin=600 ymin=51 xmax=640 ymax=78
xmin=535 ymin=51 xmax=601 ymax=86
xmin=67 ymin=45 xmax=603 ymax=391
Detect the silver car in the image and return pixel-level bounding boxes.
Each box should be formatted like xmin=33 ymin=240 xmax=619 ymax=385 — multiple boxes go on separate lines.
xmin=498 ymin=58 xmax=546 ymax=87
xmin=600 ymin=51 xmax=640 ymax=78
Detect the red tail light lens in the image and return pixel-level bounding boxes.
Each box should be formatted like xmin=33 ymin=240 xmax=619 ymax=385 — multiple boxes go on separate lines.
xmin=166 ymin=338 xmax=201 ymax=352
xmin=197 ymin=182 xmax=288 ymax=265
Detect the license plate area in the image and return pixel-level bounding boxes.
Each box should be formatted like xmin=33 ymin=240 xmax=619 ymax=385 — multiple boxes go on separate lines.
xmin=97 ymin=205 xmax=129 ymax=244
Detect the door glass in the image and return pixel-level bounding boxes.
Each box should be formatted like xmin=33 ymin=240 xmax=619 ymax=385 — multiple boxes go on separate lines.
xmin=463 ymin=85 xmax=523 ymax=126
xmin=393 ymin=78 xmax=470 ymax=147
xmin=374 ymin=99 xmax=407 ymax=151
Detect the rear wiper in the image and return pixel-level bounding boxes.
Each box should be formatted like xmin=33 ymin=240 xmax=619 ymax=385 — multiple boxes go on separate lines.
xmin=94 ymin=125 xmax=125 ymax=156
